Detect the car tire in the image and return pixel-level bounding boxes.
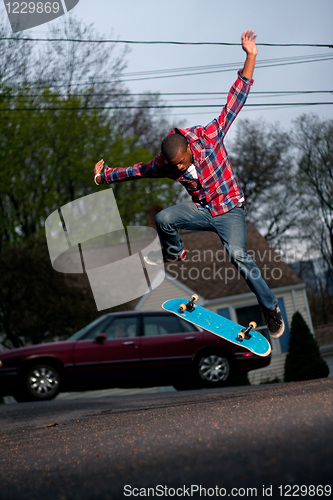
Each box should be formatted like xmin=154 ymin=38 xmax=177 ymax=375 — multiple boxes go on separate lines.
xmin=196 ymin=351 xmax=231 ymax=388
xmin=15 ymin=363 xmax=61 ymax=402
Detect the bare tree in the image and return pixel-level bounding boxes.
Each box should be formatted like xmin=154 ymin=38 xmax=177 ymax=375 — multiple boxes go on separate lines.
xmin=35 ymin=18 xmax=176 ymax=153
xmin=34 ymin=18 xmax=127 ymax=99
xmin=229 ymin=118 xmax=299 ymax=246
xmin=293 ymin=115 xmax=333 ymax=263
xmin=0 ymin=23 xmax=34 ymax=85
xmin=292 ymin=114 xmax=333 ymax=322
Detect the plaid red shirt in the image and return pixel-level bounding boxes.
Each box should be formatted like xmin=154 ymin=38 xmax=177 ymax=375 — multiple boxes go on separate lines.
xmin=103 ymin=70 xmax=253 ymax=216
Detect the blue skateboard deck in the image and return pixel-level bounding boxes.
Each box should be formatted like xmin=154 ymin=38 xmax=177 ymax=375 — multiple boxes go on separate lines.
xmin=162 ymin=296 xmax=271 ymax=357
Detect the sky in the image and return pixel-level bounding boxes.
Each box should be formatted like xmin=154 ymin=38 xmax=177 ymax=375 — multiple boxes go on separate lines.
xmin=1 ymin=0 xmax=333 ymax=133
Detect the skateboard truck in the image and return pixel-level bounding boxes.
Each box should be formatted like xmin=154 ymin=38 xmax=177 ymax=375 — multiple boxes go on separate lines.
xmin=179 ymin=294 xmax=199 ymax=313
xmin=237 ymin=321 xmax=257 ymax=341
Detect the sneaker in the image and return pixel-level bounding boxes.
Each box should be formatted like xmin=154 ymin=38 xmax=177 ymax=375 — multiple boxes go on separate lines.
xmin=144 ymin=247 xmax=187 ymax=266
xmin=261 ymin=305 xmax=285 ymax=338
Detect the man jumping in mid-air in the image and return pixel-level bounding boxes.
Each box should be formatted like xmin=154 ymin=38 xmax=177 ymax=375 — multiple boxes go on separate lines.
xmin=93 ymin=30 xmax=285 ymax=339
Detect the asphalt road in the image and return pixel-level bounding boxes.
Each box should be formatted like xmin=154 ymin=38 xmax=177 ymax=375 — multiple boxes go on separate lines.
xmin=0 ymin=379 xmax=332 ymax=500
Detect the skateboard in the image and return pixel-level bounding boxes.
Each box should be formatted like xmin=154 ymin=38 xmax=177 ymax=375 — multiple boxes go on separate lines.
xmin=162 ymin=295 xmax=271 ymax=357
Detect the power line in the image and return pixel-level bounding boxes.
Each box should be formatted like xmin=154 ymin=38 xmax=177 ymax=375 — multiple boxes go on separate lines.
xmin=145 ymin=90 xmax=332 ymax=97
xmin=5 ymin=90 xmax=332 ymax=99
xmin=1 ymin=36 xmax=332 ymax=48
xmin=7 ymin=53 xmax=332 ymax=88
xmin=1 ymin=102 xmax=332 ymax=112
xmin=120 ymin=54 xmax=333 ymax=78
xmin=120 ymin=56 xmax=333 ymax=82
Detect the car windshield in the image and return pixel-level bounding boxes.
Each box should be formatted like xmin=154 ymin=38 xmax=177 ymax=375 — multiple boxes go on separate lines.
xmin=67 ymin=316 xmax=108 ymax=341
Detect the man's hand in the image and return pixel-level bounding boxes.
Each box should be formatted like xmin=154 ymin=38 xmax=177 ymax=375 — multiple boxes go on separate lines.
xmin=241 ymin=30 xmax=257 ymax=56
xmin=94 ymin=159 xmax=105 ymax=185
xmin=241 ymin=30 xmax=257 ymax=80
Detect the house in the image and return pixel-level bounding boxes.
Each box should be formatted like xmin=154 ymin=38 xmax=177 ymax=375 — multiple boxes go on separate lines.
xmin=136 ymin=221 xmax=313 ymax=384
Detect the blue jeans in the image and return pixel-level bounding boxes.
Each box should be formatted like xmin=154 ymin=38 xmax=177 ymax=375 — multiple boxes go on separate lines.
xmin=155 ymin=202 xmax=277 ymax=311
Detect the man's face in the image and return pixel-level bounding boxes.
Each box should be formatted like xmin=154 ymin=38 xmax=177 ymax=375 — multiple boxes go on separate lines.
xmin=169 ymin=144 xmax=193 ymax=174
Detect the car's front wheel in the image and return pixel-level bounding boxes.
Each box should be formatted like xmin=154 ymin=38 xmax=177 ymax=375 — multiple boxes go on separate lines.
xmin=15 ymin=363 xmax=61 ymax=402
xmin=196 ymin=351 xmax=231 ymax=388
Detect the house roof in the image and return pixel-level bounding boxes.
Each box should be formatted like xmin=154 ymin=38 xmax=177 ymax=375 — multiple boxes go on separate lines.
xmin=164 ymin=221 xmax=302 ymax=301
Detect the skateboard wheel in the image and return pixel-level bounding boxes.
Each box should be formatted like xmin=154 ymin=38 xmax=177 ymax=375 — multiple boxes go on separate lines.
xmin=249 ymin=321 xmax=257 ymax=328
xmin=238 ymin=331 xmax=245 ymax=340
xmin=191 ymin=294 xmax=199 ymax=302
xmin=179 ymin=304 xmax=186 ymax=312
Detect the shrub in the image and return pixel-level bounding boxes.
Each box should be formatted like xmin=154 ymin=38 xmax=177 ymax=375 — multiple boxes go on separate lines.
xmin=284 ymin=312 xmax=329 ymax=382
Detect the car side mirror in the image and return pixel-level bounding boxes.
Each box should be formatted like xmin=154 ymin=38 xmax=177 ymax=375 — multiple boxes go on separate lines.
xmin=94 ymin=333 xmax=107 ymax=344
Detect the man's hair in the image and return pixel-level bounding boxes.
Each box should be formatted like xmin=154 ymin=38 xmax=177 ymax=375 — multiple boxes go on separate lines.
xmin=161 ymin=133 xmax=188 ymax=162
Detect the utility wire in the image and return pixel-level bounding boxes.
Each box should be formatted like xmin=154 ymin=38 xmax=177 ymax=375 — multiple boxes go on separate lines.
xmin=120 ymin=54 xmax=333 ymax=78
xmin=1 ymin=103 xmax=332 ymax=112
xmin=1 ymin=36 xmax=332 ymax=48
xmin=7 ymin=53 xmax=332 ymax=88
xmin=121 ymin=56 xmax=333 ymax=82
xmin=5 ymin=91 xmax=332 ymax=98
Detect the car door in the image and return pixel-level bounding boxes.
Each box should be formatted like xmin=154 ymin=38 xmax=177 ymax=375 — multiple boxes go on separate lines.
xmin=71 ymin=315 xmax=140 ymax=388
xmin=139 ymin=313 xmax=201 ymax=380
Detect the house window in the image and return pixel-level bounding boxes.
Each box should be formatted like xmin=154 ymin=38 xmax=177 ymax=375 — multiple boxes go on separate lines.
xmin=235 ymin=304 xmax=281 ymax=354
xmin=236 ymin=305 xmax=267 ymax=334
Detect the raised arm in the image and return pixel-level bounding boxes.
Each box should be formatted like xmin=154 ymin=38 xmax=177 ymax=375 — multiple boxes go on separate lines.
xmin=93 ymin=153 xmax=170 ymax=185
xmin=241 ymin=30 xmax=257 ymax=80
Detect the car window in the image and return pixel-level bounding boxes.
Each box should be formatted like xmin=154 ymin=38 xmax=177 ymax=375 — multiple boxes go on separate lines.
xmin=178 ymin=317 xmax=200 ymax=333
xmin=70 ymin=317 xmax=111 ymax=340
xmin=143 ymin=315 xmax=199 ymax=337
xmin=103 ymin=317 xmax=137 ymax=339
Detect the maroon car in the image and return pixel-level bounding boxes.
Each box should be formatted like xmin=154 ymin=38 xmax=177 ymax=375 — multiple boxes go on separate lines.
xmin=0 ymin=310 xmax=270 ymax=402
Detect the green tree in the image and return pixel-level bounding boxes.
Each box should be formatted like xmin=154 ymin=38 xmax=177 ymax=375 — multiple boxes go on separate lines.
xmin=284 ymin=312 xmax=329 ymax=382
xmin=0 ymin=17 xmax=182 ymax=347
xmin=0 ymin=240 xmax=98 ymax=348
xmin=0 ymin=89 xmax=112 ymax=246
xmin=0 ymin=16 xmax=182 ymax=247
xmin=0 ymin=87 xmax=181 ymax=246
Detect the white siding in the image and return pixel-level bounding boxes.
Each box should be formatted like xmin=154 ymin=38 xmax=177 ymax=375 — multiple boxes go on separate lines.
xmin=137 ymin=278 xmax=193 ymax=311
xmin=282 ymin=292 xmax=295 ymax=325
xmin=248 ymin=353 xmax=287 ymax=385
xmin=288 ymin=289 xmax=308 ymax=322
